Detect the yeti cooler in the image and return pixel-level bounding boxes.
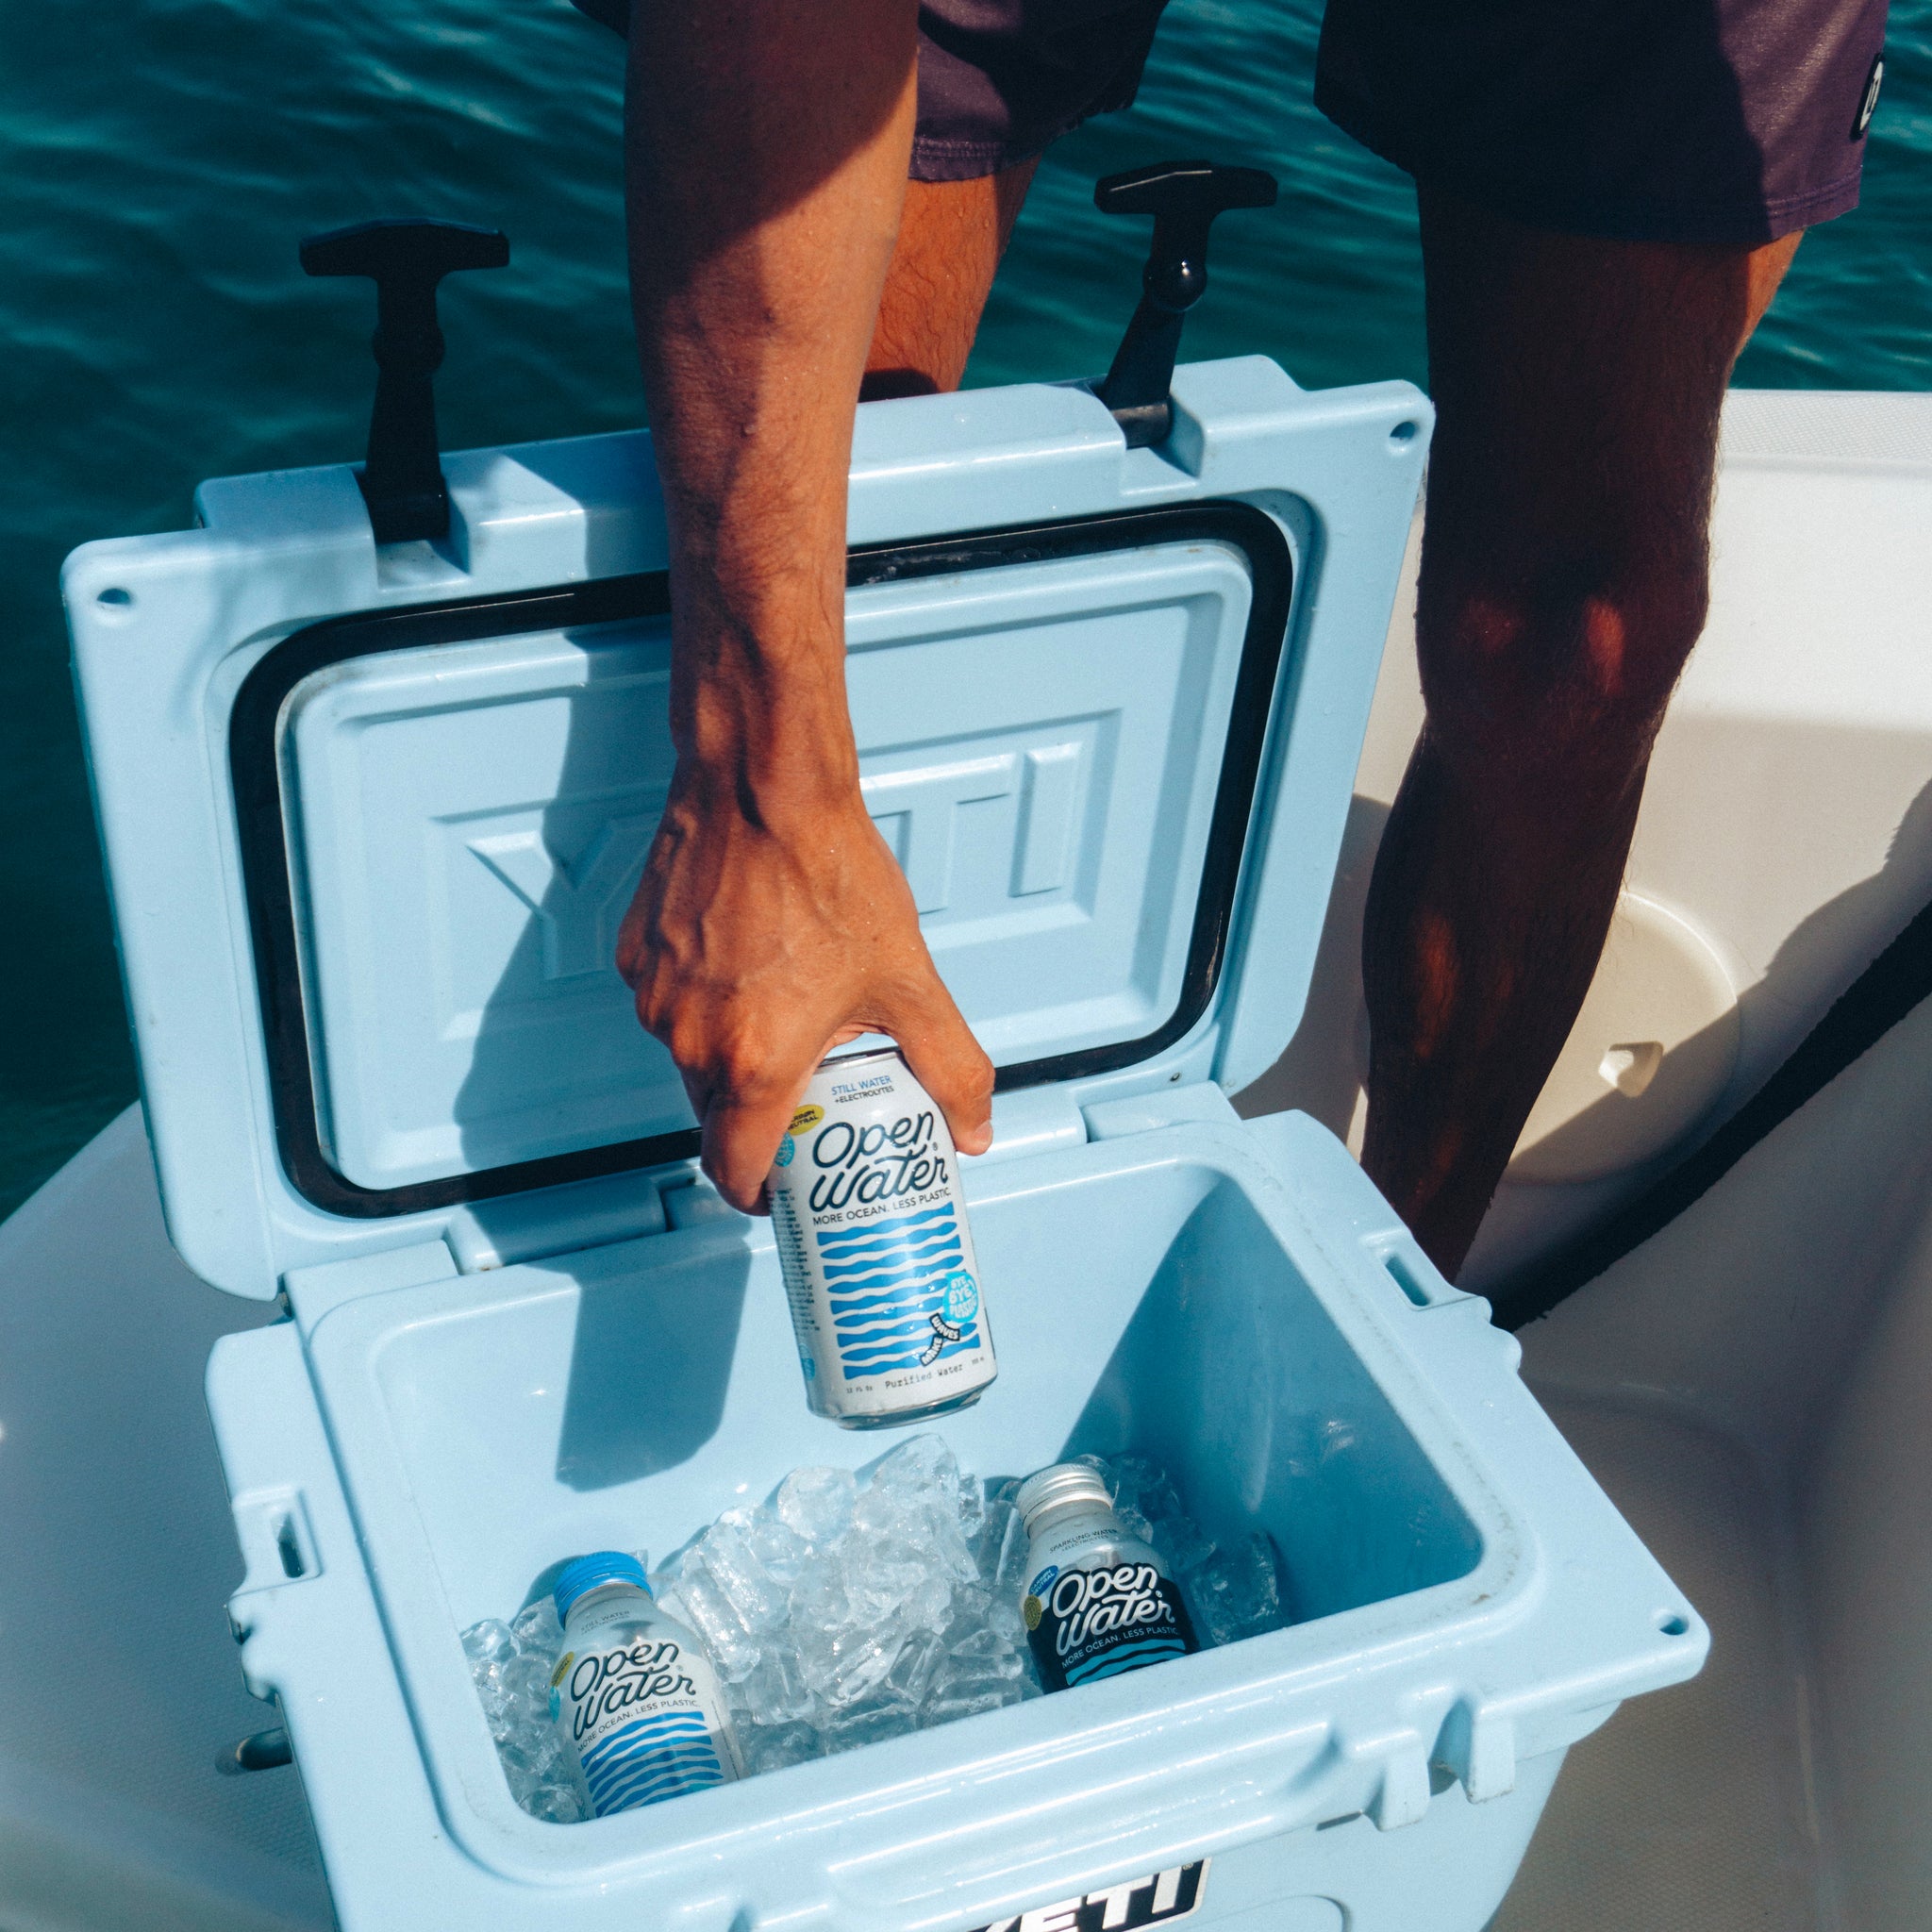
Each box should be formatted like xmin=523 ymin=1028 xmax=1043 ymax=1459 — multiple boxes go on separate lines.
xmin=63 ymin=332 xmax=1706 ymax=1932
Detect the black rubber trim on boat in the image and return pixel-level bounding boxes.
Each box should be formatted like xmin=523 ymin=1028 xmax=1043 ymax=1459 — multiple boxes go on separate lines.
xmin=1490 ymin=893 xmax=1932 ymax=1331
xmin=229 ymin=500 xmax=1293 ymax=1220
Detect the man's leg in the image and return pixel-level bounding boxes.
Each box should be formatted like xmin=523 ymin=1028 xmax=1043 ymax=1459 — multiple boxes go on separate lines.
xmin=1360 ymin=191 xmax=1800 ymax=1278
xmin=861 ymin=161 xmax=1039 ymax=399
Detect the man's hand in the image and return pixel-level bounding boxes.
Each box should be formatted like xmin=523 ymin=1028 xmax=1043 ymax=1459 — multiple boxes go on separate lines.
xmin=619 ymin=0 xmax=997 ymax=1208
xmin=618 ymin=758 xmax=992 ymax=1212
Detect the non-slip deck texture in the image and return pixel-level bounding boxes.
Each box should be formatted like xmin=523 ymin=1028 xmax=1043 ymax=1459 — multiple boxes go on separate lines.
xmin=1492 ymin=1400 xmax=1830 ymax=1932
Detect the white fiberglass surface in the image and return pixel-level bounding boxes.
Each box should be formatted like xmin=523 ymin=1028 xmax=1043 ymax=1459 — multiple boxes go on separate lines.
xmin=281 ymin=543 xmax=1253 ymax=1192
xmin=313 ymin=1149 xmax=1482 ymax=1831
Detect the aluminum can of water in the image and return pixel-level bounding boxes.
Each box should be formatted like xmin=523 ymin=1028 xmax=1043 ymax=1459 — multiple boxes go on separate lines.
xmin=1016 ymin=1464 xmax=1200 ymax=1691
xmin=767 ymin=1045 xmax=996 ymax=1428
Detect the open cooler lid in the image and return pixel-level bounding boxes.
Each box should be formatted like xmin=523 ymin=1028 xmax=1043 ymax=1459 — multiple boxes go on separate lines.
xmin=66 ymin=356 xmax=1426 ymax=1299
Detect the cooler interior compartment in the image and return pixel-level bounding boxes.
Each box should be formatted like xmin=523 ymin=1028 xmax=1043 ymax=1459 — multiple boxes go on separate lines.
xmin=354 ymin=1155 xmax=1483 ymax=1639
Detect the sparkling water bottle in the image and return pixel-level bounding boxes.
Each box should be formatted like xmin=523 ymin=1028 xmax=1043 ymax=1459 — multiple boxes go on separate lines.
xmin=548 ymin=1553 xmax=741 ymax=1815
xmin=767 ymin=1045 xmax=997 ymax=1427
xmin=1016 ymin=1464 xmax=1200 ymax=1691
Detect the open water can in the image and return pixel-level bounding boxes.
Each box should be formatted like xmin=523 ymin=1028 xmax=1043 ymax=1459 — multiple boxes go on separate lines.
xmin=62 ymin=352 xmax=1707 ymax=1932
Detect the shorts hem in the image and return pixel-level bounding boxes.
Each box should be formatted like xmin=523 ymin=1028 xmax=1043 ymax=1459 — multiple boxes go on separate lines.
xmin=1317 ymin=87 xmax=1866 ymax=246
xmin=909 ymin=135 xmax=1034 ymax=182
xmin=911 ymin=69 xmax=1147 ymax=182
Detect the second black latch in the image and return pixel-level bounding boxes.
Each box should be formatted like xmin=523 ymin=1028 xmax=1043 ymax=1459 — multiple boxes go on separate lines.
xmin=1094 ymin=160 xmax=1277 ymax=450
xmin=301 ymin=219 xmax=509 ymax=545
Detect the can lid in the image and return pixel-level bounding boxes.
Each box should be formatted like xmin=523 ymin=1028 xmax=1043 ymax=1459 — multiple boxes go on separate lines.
xmin=553 ymin=1551 xmax=652 ymax=1624
xmin=815 ymin=1042 xmax=906 ymax=1074
xmin=1015 ymin=1463 xmax=1115 ymax=1530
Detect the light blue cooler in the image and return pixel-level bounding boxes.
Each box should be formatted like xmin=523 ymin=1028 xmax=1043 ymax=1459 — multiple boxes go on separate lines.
xmin=63 ymin=316 xmax=1706 ymax=1932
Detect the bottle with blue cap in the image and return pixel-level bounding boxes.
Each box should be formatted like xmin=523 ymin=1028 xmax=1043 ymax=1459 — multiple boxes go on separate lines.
xmin=546 ymin=1552 xmax=741 ymax=1815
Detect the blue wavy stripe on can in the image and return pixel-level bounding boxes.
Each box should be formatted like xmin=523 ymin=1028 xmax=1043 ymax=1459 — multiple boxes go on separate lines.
xmin=817 ymin=1230 xmax=958 ymax=1267
xmin=821 ymin=1232 xmax=961 ymax=1278
xmin=591 ymin=1757 xmax=725 ymax=1814
xmin=587 ymin=1746 xmax=726 ymax=1800
xmin=824 ymin=1203 xmax=974 ymax=1374
xmin=579 ymin=1709 xmax=709 ymax=1776
xmin=1063 ymin=1637 xmax=1191 ymax=1686
xmin=814 ymin=1203 xmax=958 ymax=1251
xmin=586 ymin=1738 xmax=724 ymax=1801
xmin=586 ymin=1732 xmax=718 ymax=1787
xmin=819 ymin=1248 xmax=961 ymax=1289
xmin=588 ymin=1742 xmax=724 ymax=1810
xmin=838 ymin=1312 xmax=974 ymax=1349
xmin=579 ymin=1707 xmax=708 ymax=1765
xmin=588 ymin=1742 xmax=723 ymax=1805
xmin=814 ymin=1204 xmax=958 ymax=1252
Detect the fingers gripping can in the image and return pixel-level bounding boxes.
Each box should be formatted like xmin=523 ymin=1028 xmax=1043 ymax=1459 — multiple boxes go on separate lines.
xmin=767 ymin=1046 xmax=996 ymax=1427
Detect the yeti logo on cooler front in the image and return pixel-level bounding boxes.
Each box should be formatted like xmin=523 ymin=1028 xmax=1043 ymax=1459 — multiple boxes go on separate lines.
xmin=968 ymin=1863 xmax=1208 ymax=1932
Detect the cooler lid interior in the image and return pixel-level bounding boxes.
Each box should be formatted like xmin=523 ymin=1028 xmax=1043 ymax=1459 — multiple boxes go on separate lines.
xmin=233 ymin=504 xmax=1292 ymax=1217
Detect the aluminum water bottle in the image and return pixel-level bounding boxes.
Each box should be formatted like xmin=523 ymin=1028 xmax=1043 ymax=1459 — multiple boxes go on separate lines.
xmin=548 ymin=1553 xmax=740 ymax=1815
xmin=767 ymin=1045 xmax=996 ymax=1428
xmin=1015 ymin=1465 xmax=1200 ymax=1691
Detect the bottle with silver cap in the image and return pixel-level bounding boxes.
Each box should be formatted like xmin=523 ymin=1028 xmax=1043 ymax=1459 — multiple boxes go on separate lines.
xmin=767 ymin=1044 xmax=996 ymax=1427
xmin=546 ymin=1552 xmax=741 ymax=1816
xmin=1015 ymin=1464 xmax=1200 ymax=1691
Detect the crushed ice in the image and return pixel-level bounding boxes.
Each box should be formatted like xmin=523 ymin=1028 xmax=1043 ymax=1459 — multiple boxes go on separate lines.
xmin=463 ymin=1438 xmax=1290 ymax=1822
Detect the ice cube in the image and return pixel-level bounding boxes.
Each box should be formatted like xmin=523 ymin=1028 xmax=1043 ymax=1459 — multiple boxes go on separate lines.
xmin=527 ymin=1780 xmax=589 ymax=1824
xmin=812 ymin=1613 xmax=913 ymax=1709
xmin=870 ymin=1434 xmax=960 ymax=1507
xmin=502 ymin=1645 xmax=556 ymax=1723
xmin=969 ymin=1495 xmax=1016 ymax=1576
xmin=925 ymin=1684 xmax=1020 ymax=1724
xmin=849 ymin=1480 xmax=924 ymax=1550
xmin=775 ymin=1466 xmax=858 ymax=1543
xmin=509 ymin=1598 xmax=562 ymax=1657
xmin=698 ymin=1520 xmax=791 ymax=1634
xmin=942 ymin=1625 xmax=1024 ymax=1678
xmin=1153 ymin=1513 xmax=1217 ymax=1578
xmin=822 ymin=1699 xmax=917 ymax=1754
xmin=843 ymin=1538 xmax=927 ymax=1621
xmin=926 ymin=1509 xmax=982 ymax=1588
xmin=738 ymin=1721 xmax=824 ymax=1776
xmin=1189 ymin=1531 xmax=1284 ymax=1646
xmin=744 ymin=1513 xmax=810 ymax=1585
xmin=990 ymin=1503 xmax=1032 ymax=1596
xmin=883 ymin=1629 xmax=944 ymax=1707
xmin=462 ymin=1619 xmax=516 ymax=1671
xmin=659 ymin=1569 xmax=762 ymax=1682
xmin=1108 ymin=1455 xmax=1186 ymax=1524
xmin=955 ymin=1473 xmax=988 ymax=1543
xmin=736 ymin=1644 xmax=814 ymax=1726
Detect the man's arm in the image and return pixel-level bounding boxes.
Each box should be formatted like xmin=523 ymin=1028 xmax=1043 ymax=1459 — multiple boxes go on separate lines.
xmin=617 ymin=0 xmax=994 ymax=1211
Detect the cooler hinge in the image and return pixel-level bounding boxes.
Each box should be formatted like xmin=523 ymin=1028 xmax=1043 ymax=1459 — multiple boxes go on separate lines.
xmin=1082 ymin=1080 xmax=1240 ymax=1141
xmin=444 ymin=1168 xmax=671 ymax=1271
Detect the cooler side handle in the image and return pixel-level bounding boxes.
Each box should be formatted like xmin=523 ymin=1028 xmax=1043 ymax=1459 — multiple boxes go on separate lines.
xmin=205 ymin=1325 xmax=502 ymax=1919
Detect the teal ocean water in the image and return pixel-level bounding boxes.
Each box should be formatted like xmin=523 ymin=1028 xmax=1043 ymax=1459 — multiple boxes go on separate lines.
xmin=2 ymin=0 xmax=1928 ymax=1218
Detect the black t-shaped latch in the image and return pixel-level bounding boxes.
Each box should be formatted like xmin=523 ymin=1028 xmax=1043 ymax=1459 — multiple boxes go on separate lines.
xmin=300 ymin=219 xmax=509 ymax=544
xmin=1093 ymin=160 xmax=1277 ymax=449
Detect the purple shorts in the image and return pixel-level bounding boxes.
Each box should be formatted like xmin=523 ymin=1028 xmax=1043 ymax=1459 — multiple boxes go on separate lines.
xmin=913 ymin=0 xmax=1890 ymax=243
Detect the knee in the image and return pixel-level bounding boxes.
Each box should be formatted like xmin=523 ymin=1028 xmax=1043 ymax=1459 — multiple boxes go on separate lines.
xmin=1414 ymin=545 xmax=1708 ymax=801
